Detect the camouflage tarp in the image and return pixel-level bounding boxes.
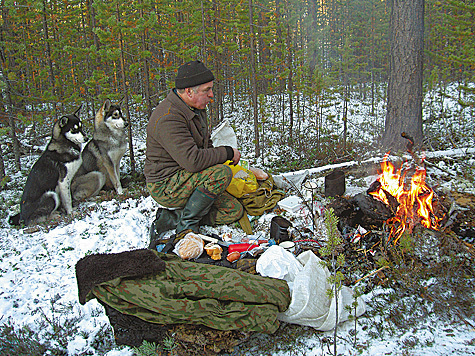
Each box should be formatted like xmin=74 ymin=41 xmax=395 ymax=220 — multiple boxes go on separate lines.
xmin=85 ymin=252 xmax=291 ymax=334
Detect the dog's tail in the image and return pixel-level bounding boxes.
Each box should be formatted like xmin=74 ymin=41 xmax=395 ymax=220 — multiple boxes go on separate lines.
xmin=26 ymin=192 xmax=60 ymax=224
xmin=9 ymin=213 xmax=21 ymax=226
xmin=11 ymin=192 xmax=60 ymax=226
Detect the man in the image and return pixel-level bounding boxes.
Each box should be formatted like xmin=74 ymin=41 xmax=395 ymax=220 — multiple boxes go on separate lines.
xmin=144 ymin=60 xmax=243 ymax=249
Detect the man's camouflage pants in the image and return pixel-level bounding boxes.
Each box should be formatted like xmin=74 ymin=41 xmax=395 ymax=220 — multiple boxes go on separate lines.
xmin=147 ymin=164 xmax=243 ymax=225
xmin=91 ymin=252 xmax=291 ymax=333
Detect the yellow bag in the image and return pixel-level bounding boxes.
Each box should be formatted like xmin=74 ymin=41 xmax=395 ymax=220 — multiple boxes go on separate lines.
xmin=224 ymin=161 xmax=259 ymax=198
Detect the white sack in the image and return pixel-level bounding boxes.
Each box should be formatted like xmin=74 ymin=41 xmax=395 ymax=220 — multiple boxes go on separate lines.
xmin=210 ymin=120 xmax=238 ymax=149
xmin=273 ymin=170 xmax=309 ymax=190
xmin=256 ymin=245 xmax=303 ymax=291
xmin=256 ymin=246 xmax=366 ymax=331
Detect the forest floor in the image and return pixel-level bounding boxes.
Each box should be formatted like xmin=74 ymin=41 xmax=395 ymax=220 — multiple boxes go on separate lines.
xmin=1 ymin=144 xmax=475 ymax=355
xmin=1 ymin=88 xmax=475 ymax=356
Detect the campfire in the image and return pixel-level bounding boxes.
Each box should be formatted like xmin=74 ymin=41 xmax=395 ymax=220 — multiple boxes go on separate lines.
xmin=368 ymin=152 xmax=443 ymax=244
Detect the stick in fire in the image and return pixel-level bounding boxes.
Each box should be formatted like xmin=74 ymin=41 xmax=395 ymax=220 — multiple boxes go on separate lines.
xmin=401 ymin=132 xmax=423 ymax=166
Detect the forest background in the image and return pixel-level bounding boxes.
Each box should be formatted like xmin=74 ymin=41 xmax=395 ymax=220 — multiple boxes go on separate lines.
xmin=0 ymin=0 xmax=474 ymax=182
xmin=0 ymin=2 xmax=475 ymax=354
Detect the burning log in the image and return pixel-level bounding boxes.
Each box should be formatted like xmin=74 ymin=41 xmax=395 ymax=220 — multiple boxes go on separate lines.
xmin=351 ymin=193 xmax=395 ymax=228
xmin=327 ymin=193 xmax=394 ymax=232
xmin=367 ymin=180 xmax=399 ymax=214
xmin=368 ymin=152 xmax=443 ymax=243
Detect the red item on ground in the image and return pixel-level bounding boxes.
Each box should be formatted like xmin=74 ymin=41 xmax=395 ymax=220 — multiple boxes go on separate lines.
xmin=241 ymin=237 xmax=268 ymax=244
xmin=227 ymin=243 xmax=259 ymax=253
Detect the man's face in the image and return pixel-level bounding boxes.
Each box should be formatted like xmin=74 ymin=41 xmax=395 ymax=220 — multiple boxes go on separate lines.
xmin=188 ymin=81 xmax=214 ymax=110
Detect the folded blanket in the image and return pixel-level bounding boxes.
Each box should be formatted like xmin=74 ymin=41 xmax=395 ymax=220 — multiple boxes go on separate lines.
xmin=76 ymin=248 xmax=165 ymax=304
xmin=76 ymin=250 xmax=291 ymax=333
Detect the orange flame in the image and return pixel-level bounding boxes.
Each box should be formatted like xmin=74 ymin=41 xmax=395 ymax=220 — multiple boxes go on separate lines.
xmin=369 ymin=152 xmax=442 ymax=244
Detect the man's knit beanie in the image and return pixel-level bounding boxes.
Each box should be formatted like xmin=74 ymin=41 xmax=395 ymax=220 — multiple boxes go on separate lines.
xmin=175 ymin=61 xmax=215 ymax=89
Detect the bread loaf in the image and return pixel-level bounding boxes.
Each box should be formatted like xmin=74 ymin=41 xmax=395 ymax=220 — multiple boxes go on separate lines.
xmin=249 ymin=166 xmax=269 ymax=180
xmin=175 ymin=233 xmax=204 ymax=260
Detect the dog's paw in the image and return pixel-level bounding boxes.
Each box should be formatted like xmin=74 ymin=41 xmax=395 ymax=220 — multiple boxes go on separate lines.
xmin=49 ymin=211 xmax=62 ymax=221
xmin=117 ymin=187 xmax=124 ymax=195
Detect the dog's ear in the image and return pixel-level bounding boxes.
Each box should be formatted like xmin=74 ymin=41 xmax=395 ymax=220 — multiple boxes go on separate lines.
xmin=74 ymin=104 xmax=83 ymax=118
xmin=103 ymin=99 xmax=111 ymax=112
xmin=52 ymin=116 xmax=68 ymax=139
xmin=59 ymin=116 xmax=69 ymax=128
xmin=118 ymin=97 xmax=125 ymax=107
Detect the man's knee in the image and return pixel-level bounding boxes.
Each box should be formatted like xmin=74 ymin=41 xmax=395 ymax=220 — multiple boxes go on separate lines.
xmin=203 ymin=164 xmax=233 ymax=195
xmin=220 ymin=164 xmax=233 ymax=187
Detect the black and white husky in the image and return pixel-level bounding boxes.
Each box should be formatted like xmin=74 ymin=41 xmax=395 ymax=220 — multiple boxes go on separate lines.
xmin=9 ymin=107 xmax=86 ymax=226
xmin=71 ymin=99 xmax=128 ymax=200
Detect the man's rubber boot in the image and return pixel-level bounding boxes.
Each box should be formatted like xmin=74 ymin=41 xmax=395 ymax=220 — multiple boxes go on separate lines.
xmin=175 ymin=188 xmax=216 ymax=240
xmin=199 ymin=209 xmax=217 ymax=227
xmin=148 ymin=208 xmax=182 ymax=250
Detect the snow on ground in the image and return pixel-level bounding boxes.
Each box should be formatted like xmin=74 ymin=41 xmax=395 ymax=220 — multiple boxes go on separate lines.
xmin=1 ymin=90 xmax=475 ymax=355
xmin=1 ymin=149 xmax=475 ymax=355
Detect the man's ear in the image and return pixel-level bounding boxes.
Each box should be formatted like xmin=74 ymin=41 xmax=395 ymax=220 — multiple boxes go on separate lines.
xmin=185 ymin=88 xmax=193 ymax=97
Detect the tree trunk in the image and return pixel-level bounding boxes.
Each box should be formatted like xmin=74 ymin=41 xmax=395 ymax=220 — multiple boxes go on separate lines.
xmin=85 ymin=0 xmax=100 ymax=113
xmin=257 ymin=10 xmax=270 ymax=93
xmin=343 ymin=85 xmax=348 ymax=151
xmin=0 ymin=2 xmax=21 ymax=171
xmin=87 ymin=0 xmax=100 ymax=50
xmin=275 ymin=0 xmax=285 ymax=92
xmin=139 ymin=2 xmax=152 ymax=119
xmin=211 ymin=0 xmax=223 ymax=127
xmin=248 ymin=0 xmax=260 ymax=158
xmin=370 ymin=0 xmax=376 ymax=117
xmin=383 ymin=0 xmax=424 ymax=151
xmin=0 ymin=142 xmax=5 ymax=188
xmin=80 ymin=0 xmax=93 ymax=115
xmin=200 ymin=0 xmax=206 ymax=60
xmin=116 ymin=3 xmax=136 ymax=174
xmin=42 ymin=0 xmax=57 ymax=120
xmin=286 ymin=25 xmax=294 ymax=144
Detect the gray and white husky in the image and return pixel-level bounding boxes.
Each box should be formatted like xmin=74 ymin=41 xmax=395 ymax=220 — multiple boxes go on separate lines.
xmin=9 ymin=107 xmax=87 ymax=226
xmin=71 ymin=99 xmax=128 ymax=200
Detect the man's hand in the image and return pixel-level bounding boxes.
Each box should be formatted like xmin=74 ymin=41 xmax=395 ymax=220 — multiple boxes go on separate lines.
xmin=231 ymin=148 xmax=241 ymax=165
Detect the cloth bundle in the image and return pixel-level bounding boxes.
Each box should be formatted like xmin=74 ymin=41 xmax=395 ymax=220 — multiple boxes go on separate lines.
xmin=76 ymin=249 xmax=291 ymax=334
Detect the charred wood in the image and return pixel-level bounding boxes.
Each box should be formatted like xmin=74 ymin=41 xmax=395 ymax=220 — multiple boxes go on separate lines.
xmin=327 ymin=193 xmax=395 ymax=232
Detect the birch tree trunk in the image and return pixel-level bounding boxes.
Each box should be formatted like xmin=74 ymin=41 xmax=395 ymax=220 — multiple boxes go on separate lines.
xmin=0 ymin=142 xmax=5 ymax=187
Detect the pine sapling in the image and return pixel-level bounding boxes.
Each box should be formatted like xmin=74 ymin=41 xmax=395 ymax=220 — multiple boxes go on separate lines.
xmin=319 ymin=207 xmax=345 ymax=356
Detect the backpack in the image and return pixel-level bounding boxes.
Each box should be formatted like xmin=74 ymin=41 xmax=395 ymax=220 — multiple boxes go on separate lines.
xmin=239 ymin=174 xmax=285 ymax=216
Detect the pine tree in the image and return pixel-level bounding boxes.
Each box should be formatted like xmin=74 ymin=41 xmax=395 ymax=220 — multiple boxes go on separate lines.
xmin=383 ymin=0 xmax=424 ymax=151
xmin=426 ymin=0 xmax=475 ymax=110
